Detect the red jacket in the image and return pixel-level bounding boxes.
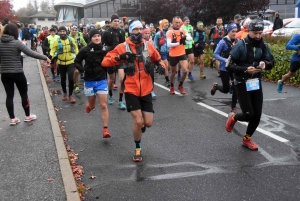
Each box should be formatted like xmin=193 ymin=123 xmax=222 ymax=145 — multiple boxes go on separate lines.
xmin=38 ymin=30 xmax=49 ymax=42
xmin=102 ymin=38 xmax=165 ymax=97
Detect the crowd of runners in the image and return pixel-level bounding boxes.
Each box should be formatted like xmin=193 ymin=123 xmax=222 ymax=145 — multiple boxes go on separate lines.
xmin=1 ymin=13 xmax=300 ymax=162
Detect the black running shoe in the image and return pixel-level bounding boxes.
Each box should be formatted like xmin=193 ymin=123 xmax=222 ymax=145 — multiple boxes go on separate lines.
xmin=210 ymin=83 xmax=218 ymax=96
xmin=133 ymin=149 xmax=142 ymax=162
xmin=141 ymin=125 xmax=146 ymax=133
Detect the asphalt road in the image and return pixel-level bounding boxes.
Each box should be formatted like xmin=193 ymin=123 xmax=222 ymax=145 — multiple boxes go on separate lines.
xmin=49 ymin=65 xmax=300 ymax=201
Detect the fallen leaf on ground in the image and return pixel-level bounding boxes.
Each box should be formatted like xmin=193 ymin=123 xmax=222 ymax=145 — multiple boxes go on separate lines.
xmin=54 ymin=108 xmax=59 ymax=112
xmin=89 ymin=176 xmax=96 ymax=179
xmin=86 ymin=187 xmax=92 ymax=191
xmin=27 ymin=122 xmax=33 ymax=126
xmin=47 ymin=178 xmax=53 ymax=182
xmin=66 ymin=145 xmax=71 ymax=151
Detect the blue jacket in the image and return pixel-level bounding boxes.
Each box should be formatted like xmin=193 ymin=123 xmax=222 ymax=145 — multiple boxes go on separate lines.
xmin=213 ymin=37 xmax=230 ymax=72
xmin=229 ymin=36 xmax=274 ymax=83
xmin=154 ymin=29 xmax=170 ymax=54
xmin=286 ymin=33 xmax=300 ymax=62
xmin=19 ymin=29 xmax=23 ymax=41
xmin=29 ymin=28 xmax=38 ymax=39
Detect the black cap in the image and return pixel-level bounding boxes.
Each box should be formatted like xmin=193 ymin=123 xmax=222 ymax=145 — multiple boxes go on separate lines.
xmin=111 ymin=14 xmax=119 ymax=22
xmin=89 ymin=29 xmax=101 ymax=38
xmin=58 ymin=26 xmax=67 ymax=32
xmin=248 ymin=19 xmax=264 ymax=31
xmin=234 ymin=14 xmax=242 ymax=20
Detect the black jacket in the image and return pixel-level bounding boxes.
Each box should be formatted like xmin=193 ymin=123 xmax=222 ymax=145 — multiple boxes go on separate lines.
xmin=74 ymin=43 xmax=108 ymax=81
xmin=273 ymin=17 xmax=283 ymax=31
xmin=101 ymin=27 xmax=125 ymax=50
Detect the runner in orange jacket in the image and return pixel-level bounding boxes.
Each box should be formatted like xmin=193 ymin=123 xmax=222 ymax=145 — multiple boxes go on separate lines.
xmin=102 ymin=19 xmax=166 ymax=162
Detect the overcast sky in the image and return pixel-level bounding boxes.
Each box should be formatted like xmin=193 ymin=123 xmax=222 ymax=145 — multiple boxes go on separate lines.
xmin=11 ymin=0 xmax=85 ymax=10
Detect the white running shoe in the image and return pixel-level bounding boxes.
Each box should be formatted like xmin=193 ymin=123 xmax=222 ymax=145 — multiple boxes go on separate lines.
xmin=24 ymin=114 xmax=37 ymax=122
xmin=10 ymin=117 xmax=20 ymax=126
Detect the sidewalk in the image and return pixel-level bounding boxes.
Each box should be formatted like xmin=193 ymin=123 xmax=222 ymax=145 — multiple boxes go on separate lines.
xmin=0 ymin=54 xmax=78 ymax=200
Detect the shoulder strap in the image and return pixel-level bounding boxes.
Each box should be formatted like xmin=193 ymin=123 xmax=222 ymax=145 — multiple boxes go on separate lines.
xmin=124 ymin=42 xmax=131 ymax=53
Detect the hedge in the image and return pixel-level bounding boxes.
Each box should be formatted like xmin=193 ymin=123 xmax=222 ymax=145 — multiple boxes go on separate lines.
xmin=202 ymin=35 xmax=300 ymax=86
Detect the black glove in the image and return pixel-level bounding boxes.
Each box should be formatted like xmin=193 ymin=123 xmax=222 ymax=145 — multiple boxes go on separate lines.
xmin=48 ymin=55 xmax=52 ymax=60
xmin=156 ymin=64 xmax=165 ymax=75
xmin=180 ymin=37 xmax=186 ymax=45
xmin=119 ymin=52 xmax=136 ymax=62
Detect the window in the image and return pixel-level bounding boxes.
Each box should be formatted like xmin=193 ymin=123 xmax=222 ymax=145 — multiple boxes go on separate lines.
xmin=48 ymin=18 xmax=55 ymax=21
xmin=38 ymin=18 xmax=45 ymax=21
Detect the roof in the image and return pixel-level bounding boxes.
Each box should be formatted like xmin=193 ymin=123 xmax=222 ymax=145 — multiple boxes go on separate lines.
xmin=29 ymin=12 xmax=56 ymax=18
xmin=54 ymin=1 xmax=84 ymax=9
xmin=84 ymin=0 xmax=109 ymax=8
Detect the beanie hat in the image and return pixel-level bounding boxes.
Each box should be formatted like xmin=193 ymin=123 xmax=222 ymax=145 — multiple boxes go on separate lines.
xmin=160 ymin=19 xmax=169 ymax=30
xmin=183 ymin=16 xmax=189 ymax=22
xmin=248 ymin=20 xmax=264 ymax=31
xmin=142 ymin=28 xmax=150 ymax=34
xmin=89 ymin=29 xmax=101 ymax=38
xmin=129 ymin=20 xmax=143 ymax=33
xmin=111 ymin=14 xmax=119 ymax=22
xmin=58 ymin=26 xmax=67 ymax=32
xmin=197 ymin=21 xmax=203 ymax=27
xmin=50 ymin=28 xmax=56 ymax=32
xmin=227 ymin=23 xmax=238 ymax=33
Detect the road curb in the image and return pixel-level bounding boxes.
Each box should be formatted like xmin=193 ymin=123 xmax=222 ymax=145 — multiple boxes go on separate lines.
xmin=37 ymin=60 xmax=81 ymax=201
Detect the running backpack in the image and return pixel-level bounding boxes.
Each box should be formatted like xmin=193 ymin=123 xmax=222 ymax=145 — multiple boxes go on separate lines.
xmin=55 ymin=37 xmax=75 ymax=56
xmin=220 ymin=38 xmax=238 ymax=58
xmin=158 ymin=31 xmax=165 ymax=46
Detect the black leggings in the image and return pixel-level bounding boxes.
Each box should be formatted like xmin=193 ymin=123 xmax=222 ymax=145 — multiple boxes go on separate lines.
xmin=1 ymin=73 xmax=30 ymax=119
xmin=234 ymin=83 xmax=263 ymax=136
xmin=216 ymin=71 xmax=237 ymax=109
xmin=58 ymin=64 xmax=75 ymax=96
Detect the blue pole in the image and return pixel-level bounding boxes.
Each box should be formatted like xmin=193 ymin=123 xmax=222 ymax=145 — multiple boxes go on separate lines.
xmin=296 ymin=0 xmax=300 ymax=18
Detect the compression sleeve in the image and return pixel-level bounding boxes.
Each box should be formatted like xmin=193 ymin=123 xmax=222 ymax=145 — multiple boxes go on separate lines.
xmin=167 ymin=38 xmax=180 ymax=48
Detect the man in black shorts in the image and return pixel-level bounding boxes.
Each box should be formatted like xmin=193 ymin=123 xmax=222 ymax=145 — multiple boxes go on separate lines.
xmin=193 ymin=21 xmax=207 ymax=78
xmin=102 ymin=14 xmax=126 ymax=109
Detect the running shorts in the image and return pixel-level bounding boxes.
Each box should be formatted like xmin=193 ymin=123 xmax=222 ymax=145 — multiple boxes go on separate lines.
xmin=169 ymin=54 xmax=187 ymax=66
xmin=84 ymin=80 xmax=108 ymax=96
xmin=125 ymin=93 xmax=153 ymax=113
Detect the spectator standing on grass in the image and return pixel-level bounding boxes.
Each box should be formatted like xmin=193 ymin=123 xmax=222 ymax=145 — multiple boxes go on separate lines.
xmin=273 ymin=12 xmax=283 ymax=31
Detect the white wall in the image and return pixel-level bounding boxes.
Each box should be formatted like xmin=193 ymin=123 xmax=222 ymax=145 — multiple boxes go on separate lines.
xmin=31 ymin=17 xmax=56 ymax=29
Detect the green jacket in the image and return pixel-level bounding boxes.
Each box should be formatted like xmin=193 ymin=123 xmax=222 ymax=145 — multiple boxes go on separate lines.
xmin=70 ymin=32 xmax=87 ymax=48
xmin=50 ymin=37 xmax=79 ymax=65
xmin=181 ymin=24 xmax=194 ymax=49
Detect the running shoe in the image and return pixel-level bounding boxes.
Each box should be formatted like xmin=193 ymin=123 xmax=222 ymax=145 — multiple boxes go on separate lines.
xmin=119 ymin=101 xmax=126 ymax=110
xmin=141 ymin=125 xmax=146 ymax=133
xmin=103 ymin=128 xmax=111 ymax=138
xmin=85 ymin=103 xmax=91 ymax=113
xmin=200 ymin=72 xmax=206 ymax=79
xmin=277 ymin=80 xmax=283 ymax=93
xmin=10 ymin=117 xmax=20 ymax=126
xmin=52 ymin=76 xmax=56 ymax=81
xmin=170 ymin=86 xmax=175 ymax=95
xmin=164 ymin=81 xmax=170 ymax=87
xmin=69 ymin=96 xmax=76 ymax=103
xmin=151 ymin=91 xmax=156 ymax=100
xmin=62 ymin=93 xmax=68 ymax=101
xmin=210 ymin=83 xmax=218 ymax=96
xmin=133 ymin=148 xmax=142 ymax=162
xmin=188 ymin=73 xmax=195 ymax=81
xmin=226 ymin=113 xmax=236 ymax=132
xmin=74 ymin=86 xmax=80 ymax=93
xmin=242 ymin=136 xmax=258 ymax=151
xmin=113 ymin=83 xmax=118 ymax=89
xmin=56 ymin=76 xmax=60 ymax=82
xmin=108 ymin=96 xmax=114 ymax=104
xmin=178 ymin=85 xmax=186 ymax=94
xmin=24 ymin=114 xmax=37 ymax=122
xmin=177 ymin=71 xmax=181 ymax=81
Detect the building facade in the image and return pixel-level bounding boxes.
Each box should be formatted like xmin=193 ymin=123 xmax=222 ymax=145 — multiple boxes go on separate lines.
xmin=270 ymin=0 xmax=298 ymax=19
xmin=29 ymin=12 xmax=56 ymax=29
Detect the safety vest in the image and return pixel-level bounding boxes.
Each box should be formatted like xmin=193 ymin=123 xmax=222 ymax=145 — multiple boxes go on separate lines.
xmin=55 ymin=37 xmax=75 ymax=56
xmin=213 ymin=26 xmax=225 ymax=40
xmin=47 ymin=35 xmax=59 ymax=49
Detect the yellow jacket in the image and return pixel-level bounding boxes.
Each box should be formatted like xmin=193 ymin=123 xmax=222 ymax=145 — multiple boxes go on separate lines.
xmin=50 ymin=37 xmax=79 ymax=65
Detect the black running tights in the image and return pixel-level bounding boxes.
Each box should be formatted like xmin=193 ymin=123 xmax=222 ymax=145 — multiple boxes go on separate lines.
xmin=216 ymin=71 xmax=237 ymax=110
xmin=1 ymin=73 xmax=30 ymax=118
xmin=58 ymin=64 xmax=75 ymax=96
xmin=234 ymin=84 xmax=263 ymax=136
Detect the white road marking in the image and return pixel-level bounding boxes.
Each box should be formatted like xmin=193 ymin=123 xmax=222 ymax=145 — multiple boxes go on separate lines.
xmin=154 ymin=82 xmax=289 ymax=143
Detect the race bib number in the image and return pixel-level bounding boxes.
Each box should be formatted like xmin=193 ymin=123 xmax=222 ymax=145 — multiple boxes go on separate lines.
xmin=246 ymin=78 xmax=260 ymax=91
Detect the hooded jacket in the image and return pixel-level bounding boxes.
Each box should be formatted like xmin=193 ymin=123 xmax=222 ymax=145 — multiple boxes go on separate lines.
xmin=75 ymin=43 xmax=108 ymax=81
xmin=102 ymin=38 xmax=165 ymax=97
xmin=154 ymin=28 xmax=170 ymax=54
xmin=0 ymin=34 xmax=47 ymax=73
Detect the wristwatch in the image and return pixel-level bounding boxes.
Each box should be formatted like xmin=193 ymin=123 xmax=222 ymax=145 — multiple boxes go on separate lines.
xmin=115 ymin=55 xmax=120 ymax=61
